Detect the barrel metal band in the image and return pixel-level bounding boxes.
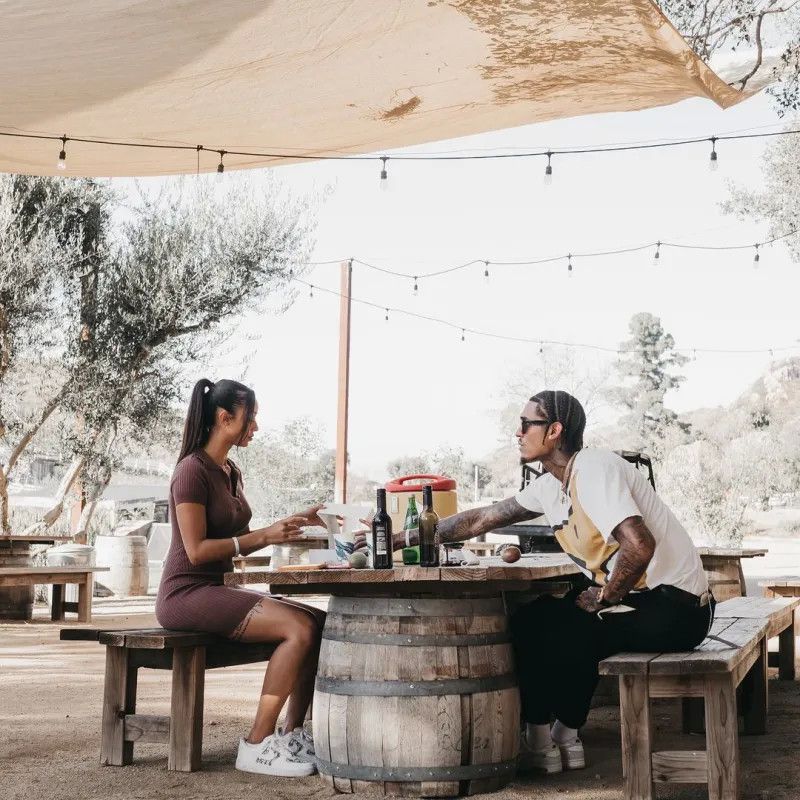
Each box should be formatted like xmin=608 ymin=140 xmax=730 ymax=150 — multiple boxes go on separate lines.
xmin=315 ymin=758 xmax=517 ymax=781
xmin=315 ymin=673 xmax=517 ymax=696
xmin=328 ymin=596 xmax=504 ymax=617
xmin=322 ymin=630 xmax=509 ymax=647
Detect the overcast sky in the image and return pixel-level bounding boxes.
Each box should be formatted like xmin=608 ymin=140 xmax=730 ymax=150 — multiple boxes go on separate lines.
xmin=123 ymin=91 xmax=798 ymax=480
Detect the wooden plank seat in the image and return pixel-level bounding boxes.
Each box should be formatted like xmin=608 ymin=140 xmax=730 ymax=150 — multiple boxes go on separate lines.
xmin=0 ymin=566 xmax=109 ymax=622
xmin=599 ymin=596 xmax=800 ymax=800
xmin=718 ymin=595 xmax=800 ymax=681
xmin=60 ymin=627 xmax=276 ymax=772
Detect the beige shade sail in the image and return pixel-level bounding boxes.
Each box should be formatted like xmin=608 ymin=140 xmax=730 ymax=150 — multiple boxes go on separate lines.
xmin=0 ymin=0 xmax=749 ymax=177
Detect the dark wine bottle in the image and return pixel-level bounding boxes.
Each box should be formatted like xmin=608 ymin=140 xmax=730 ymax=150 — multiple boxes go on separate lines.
xmin=372 ymin=488 xmax=393 ymax=569
xmin=418 ymin=485 xmax=439 ymax=567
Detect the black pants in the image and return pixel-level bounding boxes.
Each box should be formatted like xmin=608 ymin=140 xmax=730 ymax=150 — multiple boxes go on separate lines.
xmin=509 ymin=584 xmax=715 ymax=729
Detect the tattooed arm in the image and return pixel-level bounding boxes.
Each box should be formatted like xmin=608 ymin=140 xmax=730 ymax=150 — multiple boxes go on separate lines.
xmin=434 ymin=497 xmax=536 ymax=545
xmin=575 ymin=516 xmax=656 ymax=612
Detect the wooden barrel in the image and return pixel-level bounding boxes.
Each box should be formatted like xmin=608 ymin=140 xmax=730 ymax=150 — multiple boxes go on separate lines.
xmin=94 ymin=535 xmax=149 ymax=597
xmin=0 ymin=541 xmax=33 ymax=620
xmin=313 ymin=595 xmax=520 ymax=797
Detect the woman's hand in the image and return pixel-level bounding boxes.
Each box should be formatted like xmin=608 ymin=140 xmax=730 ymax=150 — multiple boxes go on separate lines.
xmin=297 ymin=503 xmax=328 ymax=529
xmin=259 ymin=515 xmax=310 ymax=546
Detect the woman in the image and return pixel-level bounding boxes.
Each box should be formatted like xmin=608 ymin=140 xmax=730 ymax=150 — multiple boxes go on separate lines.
xmin=156 ymin=378 xmax=326 ymax=777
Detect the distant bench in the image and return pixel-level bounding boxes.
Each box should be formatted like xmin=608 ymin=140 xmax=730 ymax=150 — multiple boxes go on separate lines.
xmin=61 ymin=627 xmax=276 ymax=771
xmin=599 ymin=595 xmax=800 ymax=800
xmin=0 ymin=566 xmax=109 ymax=622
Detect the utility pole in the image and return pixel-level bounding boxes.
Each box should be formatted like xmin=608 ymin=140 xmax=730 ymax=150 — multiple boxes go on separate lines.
xmin=334 ymin=260 xmax=352 ymax=503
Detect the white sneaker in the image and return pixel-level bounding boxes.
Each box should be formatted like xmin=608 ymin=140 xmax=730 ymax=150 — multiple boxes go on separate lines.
xmin=557 ymin=738 xmax=586 ymax=770
xmin=279 ymin=726 xmax=315 ymax=763
xmin=518 ymin=734 xmax=562 ymax=774
xmin=235 ymin=733 xmax=317 ymax=777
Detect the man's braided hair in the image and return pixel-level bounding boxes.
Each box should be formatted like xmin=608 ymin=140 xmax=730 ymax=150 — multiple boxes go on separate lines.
xmin=529 ymin=389 xmax=586 ymax=454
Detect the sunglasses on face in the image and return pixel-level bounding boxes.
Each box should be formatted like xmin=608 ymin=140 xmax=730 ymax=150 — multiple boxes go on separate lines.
xmin=519 ymin=417 xmax=550 ymax=434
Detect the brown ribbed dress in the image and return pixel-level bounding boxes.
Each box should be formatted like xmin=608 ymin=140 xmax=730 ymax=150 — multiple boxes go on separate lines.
xmin=155 ymin=449 xmax=264 ymax=636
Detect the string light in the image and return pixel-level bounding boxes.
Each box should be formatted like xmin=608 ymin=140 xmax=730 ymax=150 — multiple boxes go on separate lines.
xmin=652 ymin=241 xmax=661 ymax=266
xmin=385 ymin=308 xmax=389 ymax=321
xmin=413 ymin=276 xmax=418 ymax=296
xmin=461 ymin=328 xmax=465 ymax=342
xmin=307 ymin=228 xmax=798 ymax=281
xmin=291 ymin=276 xmax=800 ymax=358
xmin=709 ymin=136 xmax=719 ymax=171
xmin=544 ymin=151 xmax=553 ymax=185
xmin=753 ymin=243 xmax=760 ymax=267
xmin=57 ymin=136 xmax=67 ymax=170
xmin=4 ymin=125 xmax=800 ymax=174
xmin=309 ymin=284 xmax=314 ymax=298
xmin=567 ymin=254 xmax=573 ymax=276
xmin=379 ymin=156 xmax=388 ymax=190
xmin=538 ymin=342 xmax=544 ymax=354
xmin=483 ymin=260 xmax=490 ymax=280
xmin=216 ymin=150 xmax=225 ymax=181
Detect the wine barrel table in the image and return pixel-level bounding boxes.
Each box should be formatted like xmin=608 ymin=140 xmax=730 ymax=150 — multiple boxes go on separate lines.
xmin=226 ymin=554 xmax=579 ymax=797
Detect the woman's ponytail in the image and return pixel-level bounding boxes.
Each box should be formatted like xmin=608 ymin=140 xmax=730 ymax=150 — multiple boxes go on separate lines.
xmin=177 ymin=379 xmax=215 ymax=463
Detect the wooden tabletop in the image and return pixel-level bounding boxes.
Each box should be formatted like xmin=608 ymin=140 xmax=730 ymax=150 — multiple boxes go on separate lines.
xmin=0 ymin=566 xmax=110 ymax=575
xmin=696 ymin=547 xmax=768 ymax=558
xmin=225 ymin=552 xmax=579 ymax=589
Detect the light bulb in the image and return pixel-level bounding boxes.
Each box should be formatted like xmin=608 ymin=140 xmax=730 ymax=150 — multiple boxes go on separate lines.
xmin=57 ymin=136 xmax=67 ymax=170
xmin=461 ymin=329 xmax=465 ymax=342
xmin=652 ymin=242 xmax=661 ymax=266
xmin=544 ymin=151 xmax=553 ymax=186
xmin=709 ymin=138 xmax=719 ymax=172
xmin=385 ymin=308 xmax=389 ymax=321
xmin=753 ymin=245 xmax=760 ymax=267
xmin=379 ymin=157 xmax=388 ymax=191
xmin=413 ymin=277 xmax=418 ymax=296
xmin=216 ymin=150 xmax=225 ymax=182
xmin=567 ymin=254 xmax=573 ymax=276
xmin=309 ymin=285 xmax=314 ymax=299
xmin=483 ymin=261 xmax=490 ymax=281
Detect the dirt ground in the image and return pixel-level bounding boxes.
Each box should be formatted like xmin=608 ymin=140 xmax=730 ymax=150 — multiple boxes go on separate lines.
xmin=2 ymin=598 xmax=800 ymax=800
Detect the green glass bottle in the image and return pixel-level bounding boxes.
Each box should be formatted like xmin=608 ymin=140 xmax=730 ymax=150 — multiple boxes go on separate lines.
xmin=403 ymin=495 xmax=420 ymax=564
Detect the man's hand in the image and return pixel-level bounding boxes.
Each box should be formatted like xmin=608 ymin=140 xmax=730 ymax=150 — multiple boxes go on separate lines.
xmin=575 ymin=587 xmax=603 ymax=613
xmin=353 ymin=518 xmax=371 ymax=552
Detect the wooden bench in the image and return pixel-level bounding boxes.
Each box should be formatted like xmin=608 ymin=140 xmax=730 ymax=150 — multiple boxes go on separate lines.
xmin=60 ymin=627 xmax=276 ymax=771
xmin=719 ymin=594 xmax=798 ymax=681
xmin=599 ymin=596 xmax=800 ymax=800
xmin=0 ymin=566 xmax=109 ymax=622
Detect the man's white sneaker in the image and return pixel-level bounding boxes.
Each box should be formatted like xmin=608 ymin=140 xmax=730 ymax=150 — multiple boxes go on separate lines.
xmin=235 ymin=733 xmax=317 ymax=777
xmin=557 ymin=738 xmax=586 ymax=770
xmin=518 ymin=736 xmax=563 ymax=774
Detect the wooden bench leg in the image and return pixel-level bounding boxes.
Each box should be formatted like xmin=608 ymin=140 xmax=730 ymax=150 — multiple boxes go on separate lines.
xmin=169 ymin=646 xmax=205 ymax=772
xmin=100 ymin=647 xmax=138 ymax=766
xmin=620 ymin=675 xmax=654 ymax=800
xmin=778 ymin=611 xmax=796 ymax=681
xmin=741 ymin=638 xmax=767 ymax=735
xmin=77 ymin=576 xmax=92 ymax=622
xmin=705 ymin=674 xmax=740 ymax=800
xmin=51 ymin=583 xmax=65 ymax=621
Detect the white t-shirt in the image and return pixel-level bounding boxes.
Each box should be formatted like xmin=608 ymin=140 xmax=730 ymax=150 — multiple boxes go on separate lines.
xmin=515 ymin=448 xmax=707 ymax=596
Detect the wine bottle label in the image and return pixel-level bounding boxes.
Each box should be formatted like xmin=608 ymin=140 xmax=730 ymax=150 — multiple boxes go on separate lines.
xmin=375 ymin=525 xmax=388 ymax=555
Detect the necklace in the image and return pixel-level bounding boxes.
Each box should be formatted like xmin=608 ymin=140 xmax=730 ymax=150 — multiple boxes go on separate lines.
xmin=560 ymin=452 xmax=579 ymax=499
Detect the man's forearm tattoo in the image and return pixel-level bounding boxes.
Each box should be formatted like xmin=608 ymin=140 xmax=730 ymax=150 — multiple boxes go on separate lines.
xmin=437 ymin=497 xmax=534 ymax=544
xmin=604 ymin=516 xmax=656 ymax=603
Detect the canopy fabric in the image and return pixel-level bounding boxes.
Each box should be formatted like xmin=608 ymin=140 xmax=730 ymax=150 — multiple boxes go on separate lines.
xmin=0 ymin=0 xmax=749 ymax=177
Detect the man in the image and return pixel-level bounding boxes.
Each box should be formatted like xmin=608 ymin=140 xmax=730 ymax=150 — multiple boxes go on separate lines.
xmin=430 ymin=389 xmax=713 ymax=774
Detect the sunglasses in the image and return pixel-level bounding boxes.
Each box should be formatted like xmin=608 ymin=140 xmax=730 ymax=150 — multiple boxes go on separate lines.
xmin=520 ymin=417 xmax=550 ymax=434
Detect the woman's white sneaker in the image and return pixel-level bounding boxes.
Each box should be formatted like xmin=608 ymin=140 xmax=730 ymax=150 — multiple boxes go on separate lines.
xmin=283 ymin=726 xmax=315 ymax=762
xmin=235 ymin=733 xmax=317 ymax=777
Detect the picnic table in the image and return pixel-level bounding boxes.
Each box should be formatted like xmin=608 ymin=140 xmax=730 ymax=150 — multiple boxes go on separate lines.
xmin=696 ymin=547 xmax=767 ymax=601
xmin=226 ymin=553 xmax=580 ymax=796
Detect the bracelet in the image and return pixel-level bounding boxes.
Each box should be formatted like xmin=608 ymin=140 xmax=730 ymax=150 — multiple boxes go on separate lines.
xmin=232 ymin=536 xmax=241 ymax=557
